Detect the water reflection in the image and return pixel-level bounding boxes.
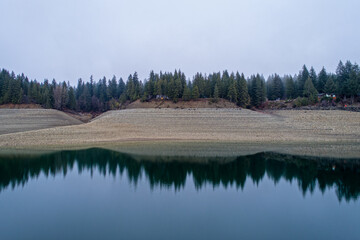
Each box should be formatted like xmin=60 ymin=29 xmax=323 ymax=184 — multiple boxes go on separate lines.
xmin=0 ymin=149 xmax=359 ymax=202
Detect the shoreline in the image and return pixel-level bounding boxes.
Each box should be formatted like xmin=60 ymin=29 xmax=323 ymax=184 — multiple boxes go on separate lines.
xmin=0 ymin=140 xmax=359 ymax=159
xmin=0 ymin=108 xmax=359 ymax=159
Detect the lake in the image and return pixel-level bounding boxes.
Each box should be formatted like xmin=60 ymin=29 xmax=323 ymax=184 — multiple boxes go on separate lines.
xmin=0 ymin=148 xmax=359 ymax=240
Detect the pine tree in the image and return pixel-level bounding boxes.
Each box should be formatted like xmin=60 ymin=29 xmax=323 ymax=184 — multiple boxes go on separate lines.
xmin=0 ymin=70 xmax=6 ymax=102
xmin=236 ymin=73 xmax=250 ymax=107
xmin=101 ymin=77 xmax=108 ymax=104
xmin=250 ymin=75 xmax=265 ymax=107
xmin=53 ymin=85 xmax=63 ymax=110
xmin=348 ymin=66 xmax=360 ymax=103
xmin=303 ymin=77 xmax=318 ymax=103
xmin=317 ymin=67 xmax=328 ymax=93
xmin=182 ymin=84 xmax=191 ymax=101
xmin=204 ymin=76 xmax=212 ymax=98
xmin=89 ymin=75 xmax=94 ymax=97
xmin=132 ymin=72 xmax=140 ymax=100
xmin=297 ymin=65 xmax=309 ymax=97
xmin=28 ymin=81 xmax=39 ymax=103
xmin=221 ymin=70 xmax=230 ymax=98
xmin=309 ymin=67 xmax=317 ymax=90
xmin=154 ymin=80 xmax=162 ymax=96
xmin=147 ymin=71 xmax=156 ymax=97
xmin=213 ymin=84 xmax=219 ymax=102
xmin=168 ymin=78 xmax=177 ymax=102
xmin=60 ymin=82 xmax=68 ymax=109
xmin=67 ymin=87 xmax=76 ymax=110
xmin=336 ymin=60 xmax=351 ymax=97
xmin=269 ymin=74 xmax=284 ymax=100
xmin=10 ymin=78 xmax=22 ymax=104
xmin=324 ymin=77 xmax=336 ymax=94
xmin=192 ymin=86 xmax=200 ymax=99
xmin=118 ymin=78 xmax=125 ymax=98
xmin=260 ymin=75 xmax=267 ymax=103
xmin=109 ymin=75 xmax=118 ymax=99
xmin=76 ymin=78 xmax=83 ymax=99
xmin=42 ymin=80 xmax=52 ymax=108
xmin=82 ymin=84 xmax=92 ymax=111
xmin=285 ymin=76 xmax=296 ymax=99
xmin=193 ymin=73 xmax=205 ymax=97
xmin=227 ymin=81 xmax=238 ymax=102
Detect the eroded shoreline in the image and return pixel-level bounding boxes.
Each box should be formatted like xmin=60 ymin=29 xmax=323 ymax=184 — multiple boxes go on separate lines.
xmin=0 ymin=108 xmax=359 ymax=158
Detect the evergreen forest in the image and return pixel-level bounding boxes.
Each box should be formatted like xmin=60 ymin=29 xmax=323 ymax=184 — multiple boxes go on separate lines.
xmin=0 ymin=60 xmax=359 ymax=112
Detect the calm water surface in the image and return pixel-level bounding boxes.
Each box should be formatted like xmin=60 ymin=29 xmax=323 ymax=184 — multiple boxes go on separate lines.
xmin=0 ymin=149 xmax=359 ymax=240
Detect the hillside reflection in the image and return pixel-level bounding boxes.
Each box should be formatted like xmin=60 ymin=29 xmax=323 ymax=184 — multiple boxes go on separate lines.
xmin=0 ymin=148 xmax=359 ymax=202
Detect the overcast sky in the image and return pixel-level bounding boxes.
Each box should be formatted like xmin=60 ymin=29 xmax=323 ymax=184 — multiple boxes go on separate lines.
xmin=0 ymin=0 xmax=359 ymax=84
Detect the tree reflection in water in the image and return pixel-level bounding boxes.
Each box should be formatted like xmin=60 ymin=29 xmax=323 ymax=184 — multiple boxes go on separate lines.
xmin=0 ymin=148 xmax=359 ymax=202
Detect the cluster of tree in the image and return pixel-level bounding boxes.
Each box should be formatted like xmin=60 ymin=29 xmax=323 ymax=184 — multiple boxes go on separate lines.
xmin=267 ymin=61 xmax=360 ymax=104
xmin=144 ymin=70 xmax=251 ymax=107
xmin=0 ymin=60 xmax=359 ymax=112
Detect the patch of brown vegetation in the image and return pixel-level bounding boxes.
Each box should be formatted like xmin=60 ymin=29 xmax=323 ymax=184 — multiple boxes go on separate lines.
xmin=63 ymin=110 xmax=99 ymax=123
xmin=0 ymin=103 xmax=42 ymax=109
xmin=125 ymin=98 xmax=239 ymax=109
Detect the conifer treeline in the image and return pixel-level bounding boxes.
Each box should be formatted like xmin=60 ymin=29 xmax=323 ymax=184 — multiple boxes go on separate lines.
xmin=0 ymin=60 xmax=359 ymax=112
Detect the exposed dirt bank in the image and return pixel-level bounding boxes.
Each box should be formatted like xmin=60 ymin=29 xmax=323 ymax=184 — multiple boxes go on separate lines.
xmin=0 ymin=108 xmax=359 ymax=158
xmin=0 ymin=103 xmax=43 ymax=109
xmin=0 ymin=109 xmax=82 ymax=135
xmin=124 ymin=98 xmax=239 ymax=109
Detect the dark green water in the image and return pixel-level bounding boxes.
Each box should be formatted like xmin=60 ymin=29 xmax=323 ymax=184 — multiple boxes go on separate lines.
xmin=0 ymin=149 xmax=359 ymax=240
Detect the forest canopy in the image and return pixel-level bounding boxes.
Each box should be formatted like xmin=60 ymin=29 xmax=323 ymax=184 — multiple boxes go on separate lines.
xmin=0 ymin=60 xmax=359 ymax=112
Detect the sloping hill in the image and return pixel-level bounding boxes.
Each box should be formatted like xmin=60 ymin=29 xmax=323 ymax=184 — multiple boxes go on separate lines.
xmin=0 ymin=109 xmax=83 ymax=135
xmin=0 ymin=108 xmax=359 ymax=158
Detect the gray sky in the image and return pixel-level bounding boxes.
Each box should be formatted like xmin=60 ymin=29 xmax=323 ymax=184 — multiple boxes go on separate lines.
xmin=0 ymin=0 xmax=359 ymax=85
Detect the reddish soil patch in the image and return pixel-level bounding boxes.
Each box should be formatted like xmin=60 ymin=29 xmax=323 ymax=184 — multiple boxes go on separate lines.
xmin=125 ymin=98 xmax=239 ymax=109
xmin=0 ymin=104 xmax=42 ymax=109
